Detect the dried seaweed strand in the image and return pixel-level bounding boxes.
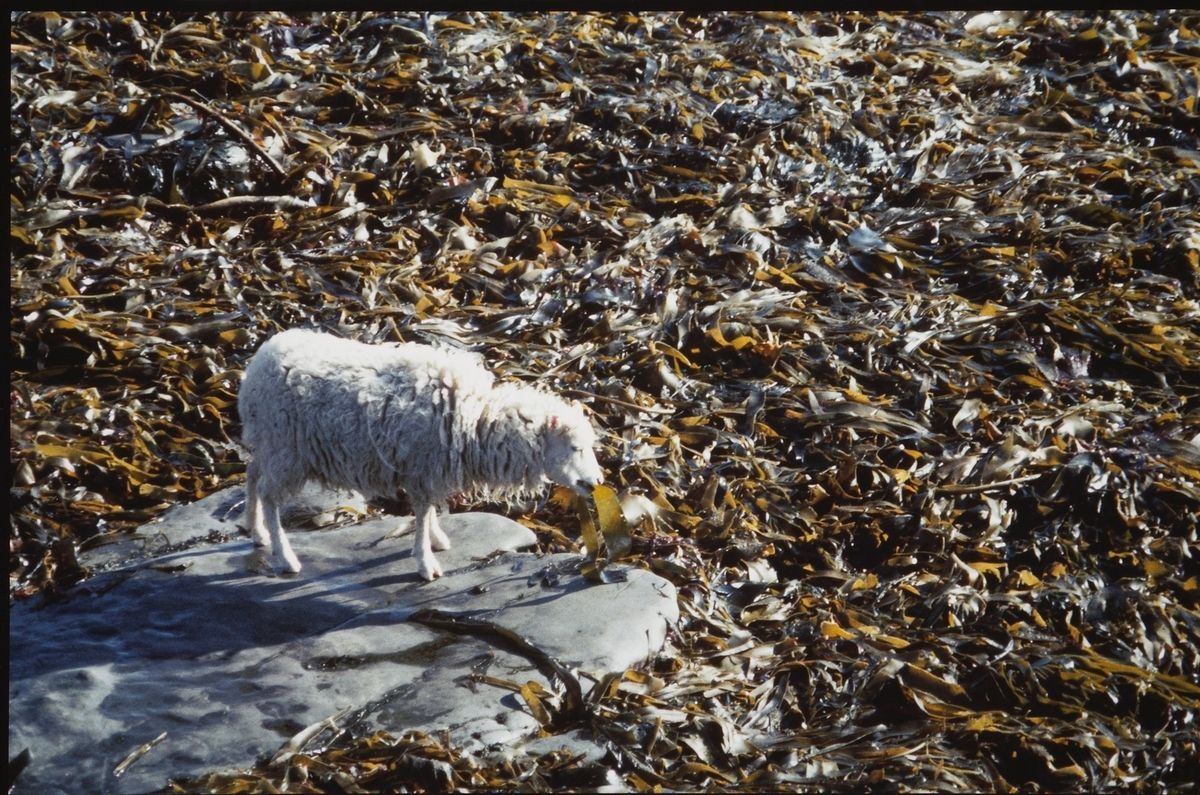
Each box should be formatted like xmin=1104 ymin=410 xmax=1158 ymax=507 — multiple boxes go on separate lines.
xmin=192 ymin=195 xmax=312 ymax=216
xmin=562 ymin=389 xmax=675 ymax=415
xmin=935 ymin=473 xmax=1043 ymax=494
xmin=112 ymin=731 xmax=167 ymax=778
xmin=158 ymin=90 xmax=288 ymax=180
xmin=409 ymin=607 xmax=585 ymax=724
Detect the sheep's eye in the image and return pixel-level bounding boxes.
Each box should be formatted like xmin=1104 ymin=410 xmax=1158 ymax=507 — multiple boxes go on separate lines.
xmin=571 ymin=445 xmax=583 ymax=453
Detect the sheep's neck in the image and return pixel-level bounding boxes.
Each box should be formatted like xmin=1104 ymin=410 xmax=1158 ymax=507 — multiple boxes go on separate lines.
xmin=471 ymin=396 xmax=543 ymax=494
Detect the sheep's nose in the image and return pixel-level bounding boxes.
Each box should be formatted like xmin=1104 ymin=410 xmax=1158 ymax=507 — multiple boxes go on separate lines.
xmin=576 ymin=475 xmax=602 ymax=492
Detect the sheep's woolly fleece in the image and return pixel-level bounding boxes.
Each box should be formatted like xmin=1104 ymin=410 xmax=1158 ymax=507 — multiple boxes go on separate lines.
xmin=237 ymin=328 xmax=603 ymax=578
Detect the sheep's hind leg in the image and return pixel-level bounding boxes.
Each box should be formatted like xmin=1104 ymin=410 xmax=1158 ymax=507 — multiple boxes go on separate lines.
xmin=244 ymin=462 xmax=270 ymax=547
xmin=264 ymin=497 xmax=302 ymax=574
xmin=413 ymin=501 xmax=444 ymax=581
xmin=430 ymin=502 xmax=451 ymax=551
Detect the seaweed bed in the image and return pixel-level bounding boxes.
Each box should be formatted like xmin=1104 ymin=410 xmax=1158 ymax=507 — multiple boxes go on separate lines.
xmin=10 ymin=11 xmax=1200 ymax=792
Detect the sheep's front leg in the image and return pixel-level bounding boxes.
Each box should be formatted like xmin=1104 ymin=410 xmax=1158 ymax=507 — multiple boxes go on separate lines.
xmin=412 ymin=501 xmax=444 ymax=581
xmin=244 ymin=463 xmax=270 ymax=547
xmin=264 ymin=498 xmax=302 ymax=574
xmin=429 ymin=502 xmax=451 ymax=552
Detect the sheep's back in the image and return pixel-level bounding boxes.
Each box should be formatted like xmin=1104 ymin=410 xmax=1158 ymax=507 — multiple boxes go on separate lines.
xmin=239 ymin=330 xmax=493 ymax=499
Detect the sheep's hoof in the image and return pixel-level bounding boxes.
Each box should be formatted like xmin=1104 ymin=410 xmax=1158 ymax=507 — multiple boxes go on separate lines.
xmin=276 ymin=552 xmax=303 ymax=575
xmin=418 ymin=557 xmax=444 ymax=581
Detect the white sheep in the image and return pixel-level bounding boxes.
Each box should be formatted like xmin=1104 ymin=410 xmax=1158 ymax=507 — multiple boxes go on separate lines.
xmin=238 ymin=328 xmax=604 ymax=580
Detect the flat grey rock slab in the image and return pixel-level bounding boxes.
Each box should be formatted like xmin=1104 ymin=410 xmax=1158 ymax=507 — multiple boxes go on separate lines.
xmin=9 ymin=486 xmax=679 ymax=795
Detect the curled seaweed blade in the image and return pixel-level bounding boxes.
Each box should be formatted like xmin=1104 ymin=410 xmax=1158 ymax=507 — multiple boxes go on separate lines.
xmin=593 ymin=484 xmax=632 ymax=561
xmin=574 ymin=493 xmax=603 ymax=563
xmin=574 ymin=492 xmax=608 ymax=584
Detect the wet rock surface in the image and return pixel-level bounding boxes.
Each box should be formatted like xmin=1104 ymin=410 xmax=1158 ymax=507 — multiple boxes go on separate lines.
xmin=8 ymin=487 xmax=678 ymax=794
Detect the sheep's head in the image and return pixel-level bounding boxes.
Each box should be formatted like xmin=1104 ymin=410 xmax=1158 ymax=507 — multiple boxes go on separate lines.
xmin=541 ymin=405 xmax=604 ymax=495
